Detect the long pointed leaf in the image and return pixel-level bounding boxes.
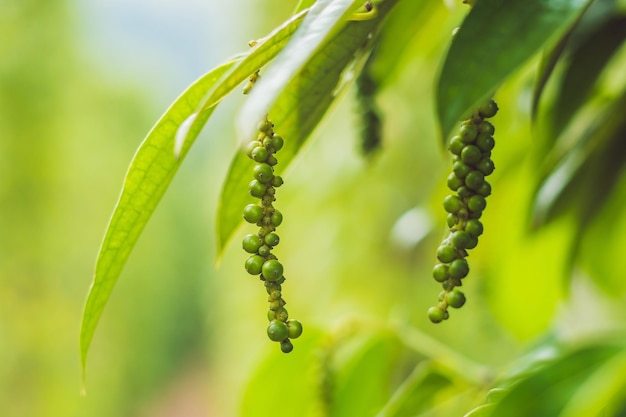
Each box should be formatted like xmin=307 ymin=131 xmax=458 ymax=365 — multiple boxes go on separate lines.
xmin=436 ymin=0 xmax=594 ymax=140
xmin=80 ymin=59 xmax=238 ymax=379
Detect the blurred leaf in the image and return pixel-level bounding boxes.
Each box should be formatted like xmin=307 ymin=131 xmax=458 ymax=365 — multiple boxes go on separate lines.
xmin=437 ymin=0 xmax=594 ymax=140
xmin=217 ymin=0 xmax=399 ymax=254
xmin=486 ymin=343 xmax=626 ymax=417
xmin=532 ymin=90 xmax=626 ymax=232
xmin=375 ymin=361 xmax=456 ymax=417
xmin=551 ymin=15 xmax=626 ymax=137
xmin=330 ymin=330 xmax=401 ymax=417
xmin=80 ymin=59 xmax=239 ymax=379
xmin=463 ymin=404 xmax=496 ymax=417
xmin=294 ymin=0 xmax=317 ymax=13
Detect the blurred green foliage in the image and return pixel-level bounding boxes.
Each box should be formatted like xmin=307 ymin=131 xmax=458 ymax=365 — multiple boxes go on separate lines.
xmin=4 ymin=0 xmax=626 ymax=416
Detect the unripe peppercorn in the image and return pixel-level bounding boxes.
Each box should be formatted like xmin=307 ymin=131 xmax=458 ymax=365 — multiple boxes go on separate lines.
xmin=267 ymin=320 xmax=288 ymax=341
xmin=443 ymin=194 xmax=462 ymax=214
xmin=451 ymin=230 xmax=471 ymax=250
xmin=447 ymin=173 xmax=463 ymax=191
xmin=453 ymin=161 xmax=471 ymax=178
xmin=271 ymin=210 xmax=283 ymax=227
xmin=286 ymin=319 xmax=303 ymax=339
xmin=480 ymin=121 xmax=495 ymax=136
xmin=243 ymin=204 xmax=264 ymax=223
xmin=264 ymin=232 xmax=280 ymax=247
xmin=448 ymin=258 xmax=469 ymax=279
xmin=251 ymin=146 xmax=268 ymax=162
xmin=465 ymin=170 xmax=485 ymax=191
xmin=253 ymin=163 xmax=274 ymax=183
xmin=459 ymin=123 xmax=478 ymax=143
xmin=428 ymin=306 xmax=446 ymax=323
xmin=446 ymin=289 xmax=466 ymax=308
xmin=280 ymin=339 xmax=294 ymax=353
xmin=242 ymin=234 xmax=262 ymax=253
xmin=478 ymin=100 xmax=499 ymax=118
xmin=465 ymin=219 xmax=484 ymax=237
xmin=433 ymin=263 xmax=449 ymax=282
xmin=475 ymin=134 xmax=495 ymax=152
xmin=468 ymin=195 xmax=487 ymax=213
xmin=271 ymin=135 xmax=284 ymax=151
xmin=245 ymin=255 xmax=265 ymax=275
xmin=437 ymin=245 xmax=457 ymax=263
xmin=461 ymin=145 xmax=482 ymax=165
xmin=262 ymin=259 xmax=284 ymax=282
xmin=448 ymin=135 xmax=465 ymax=155
xmin=249 ymin=179 xmax=267 ymax=198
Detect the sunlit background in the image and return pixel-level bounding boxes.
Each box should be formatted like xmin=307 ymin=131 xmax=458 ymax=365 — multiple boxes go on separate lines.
xmin=3 ymin=0 xmax=626 ymax=416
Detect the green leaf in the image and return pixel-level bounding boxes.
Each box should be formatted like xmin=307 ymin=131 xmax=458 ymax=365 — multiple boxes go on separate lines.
xmin=79 ymin=58 xmax=239 ymax=380
xmin=217 ymin=0 xmax=399 ymax=253
xmin=487 ymin=343 xmax=626 ymax=417
xmin=551 ymin=15 xmax=626 ymax=138
xmin=436 ymin=0 xmax=594 ymax=140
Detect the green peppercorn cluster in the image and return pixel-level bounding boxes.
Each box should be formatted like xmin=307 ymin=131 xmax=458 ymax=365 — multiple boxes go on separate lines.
xmin=242 ymin=117 xmax=303 ymax=352
xmin=428 ymin=99 xmax=498 ymax=323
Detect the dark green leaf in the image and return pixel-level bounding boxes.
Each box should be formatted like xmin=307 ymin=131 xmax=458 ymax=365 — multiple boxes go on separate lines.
xmin=437 ymin=0 xmax=594 ymax=140
xmin=217 ymin=0 xmax=399 ymax=253
xmin=79 ymin=59 xmax=238 ymax=380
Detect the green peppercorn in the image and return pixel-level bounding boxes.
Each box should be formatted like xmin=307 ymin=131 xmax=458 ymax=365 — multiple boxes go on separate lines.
xmin=443 ymin=194 xmax=462 ymax=214
xmin=451 ymin=230 xmax=471 ymax=249
xmin=266 ymin=155 xmax=278 ymax=166
xmin=251 ymin=146 xmax=268 ymax=162
xmin=476 ymin=181 xmax=492 ymax=197
xmin=258 ymin=119 xmax=273 ymax=133
xmin=286 ymin=319 xmax=303 ymax=339
xmin=428 ymin=306 xmax=446 ymax=323
xmin=264 ymin=232 xmax=280 ymax=247
xmin=271 ymin=135 xmax=284 ymax=151
xmin=243 ymin=204 xmax=264 ymax=223
xmin=437 ymin=245 xmax=457 ymax=263
xmin=258 ymin=245 xmax=271 ymax=257
xmin=271 ymin=210 xmax=283 ymax=227
xmin=249 ymin=179 xmax=267 ymax=198
xmin=447 ymin=213 xmax=459 ymax=228
xmin=448 ymin=135 xmax=465 ymax=155
xmin=465 ymin=170 xmax=485 ymax=191
xmin=281 ymin=339 xmax=294 ymax=353
xmin=480 ymin=121 xmax=495 ymax=136
xmin=468 ymin=195 xmax=487 ymax=213
xmin=447 ymin=173 xmax=464 ymax=191
xmin=465 ymin=219 xmax=483 ymax=237
xmin=446 ymin=289 xmax=466 ymax=308
xmin=448 ymin=258 xmax=469 ymax=279
xmin=475 ymin=134 xmax=495 ymax=152
xmin=253 ymin=163 xmax=274 ymax=183
xmin=262 ymin=259 xmax=284 ymax=282
xmin=272 ymin=175 xmax=284 ymax=187
xmin=478 ymin=99 xmax=498 ymax=118
xmin=267 ymin=320 xmax=288 ymax=341
xmin=275 ymin=308 xmax=289 ymax=321
xmin=476 ymin=158 xmax=495 ymax=176
xmin=453 ymin=161 xmax=471 ymax=178
xmin=245 ymin=255 xmax=265 ymax=275
xmin=242 ymin=234 xmax=262 ymax=253
xmin=459 ymin=123 xmax=478 ymax=143
xmin=461 ymin=145 xmax=482 ymax=165
xmin=433 ymin=263 xmax=449 ymax=282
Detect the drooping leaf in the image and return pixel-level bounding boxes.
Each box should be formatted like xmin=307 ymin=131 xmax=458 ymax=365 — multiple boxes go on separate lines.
xmin=486 ymin=343 xmax=626 ymax=417
xmin=79 ymin=58 xmax=239 ymax=379
xmin=551 ymin=15 xmax=626 ymax=137
xmin=437 ymin=0 xmax=594 ymax=140
xmin=217 ymin=0 xmax=400 ymax=253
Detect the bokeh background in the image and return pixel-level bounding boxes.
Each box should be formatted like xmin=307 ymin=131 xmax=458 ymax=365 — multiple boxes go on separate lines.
xmin=3 ymin=0 xmax=626 ymax=416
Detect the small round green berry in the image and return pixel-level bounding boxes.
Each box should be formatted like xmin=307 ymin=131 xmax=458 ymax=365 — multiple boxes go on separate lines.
xmin=262 ymin=259 xmax=284 ymax=282
xmin=281 ymin=339 xmax=294 ymax=353
xmin=249 ymin=179 xmax=267 ymax=198
xmin=448 ymin=136 xmax=465 ymax=155
xmin=258 ymin=119 xmax=273 ymax=133
xmin=453 ymin=161 xmax=471 ymax=178
xmin=266 ymin=155 xmax=278 ymax=166
xmin=451 ymin=230 xmax=471 ymax=249
xmin=478 ymin=100 xmax=498 ymax=118
xmin=272 ymin=175 xmax=284 ymax=187
xmin=477 ymin=158 xmax=495 ymax=176
xmin=448 ymin=258 xmax=469 ymax=279
xmin=253 ymin=163 xmax=274 ymax=183
xmin=446 ymin=289 xmax=466 ymax=308
xmin=461 ymin=145 xmax=482 ymax=165
xmin=465 ymin=170 xmax=485 ymax=191
xmin=480 ymin=121 xmax=495 ymax=136
xmin=243 ymin=204 xmax=264 ymax=223
xmin=271 ymin=210 xmax=283 ymax=227
xmin=286 ymin=319 xmax=303 ymax=339
xmin=428 ymin=306 xmax=446 ymax=323
xmin=465 ymin=235 xmax=478 ymax=249
xmin=264 ymin=232 xmax=280 ymax=247
xmin=267 ymin=320 xmax=288 ymax=341
xmin=457 ymin=186 xmax=472 ymax=198
xmin=459 ymin=123 xmax=478 ymax=143
xmin=258 ymin=245 xmax=271 ymax=257
xmin=251 ymin=146 xmax=268 ymax=162
xmin=267 ymin=310 xmax=276 ymax=321
xmin=433 ymin=263 xmax=449 ymax=282
xmin=475 ymin=134 xmax=495 ymax=152
xmin=447 ymin=213 xmax=458 ymax=228
xmin=437 ymin=245 xmax=457 ymax=263
xmin=276 ymin=308 xmax=289 ymax=322
xmin=465 ymin=219 xmax=484 ymax=237
xmin=443 ymin=195 xmax=462 ymax=214
xmin=246 ymin=141 xmax=262 ymax=157
xmin=242 ymin=234 xmax=262 ymax=253
xmin=271 ymin=135 xmax=284 ymax=151
xmin=447 ymin=173 xmax=464 ymax=191
xmin=245 ymin=255 xmax=265 ymax=275
xmin=468 ymin=195 xmax=487 ymax=213
xmin=476 ymin=181 xmax=492 ymax=197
